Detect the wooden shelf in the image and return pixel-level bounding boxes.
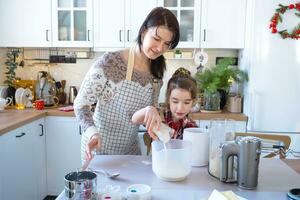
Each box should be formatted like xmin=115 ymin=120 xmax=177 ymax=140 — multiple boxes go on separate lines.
xmin=190 ymin=110 xmax=248 ymax=121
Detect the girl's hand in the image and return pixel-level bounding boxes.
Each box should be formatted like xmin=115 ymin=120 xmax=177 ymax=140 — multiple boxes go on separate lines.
xmin=144 ymin=106 xmax=161 ymax=140
xmin=85 ymin=134 xmax=101 ymax=161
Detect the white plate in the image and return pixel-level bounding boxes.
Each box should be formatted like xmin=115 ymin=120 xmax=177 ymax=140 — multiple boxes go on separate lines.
xmin=194 ymin=50 xmax=209 ymax=66
xmin=15 ymin=88 xmax=25 ymax=104
xmin=20 ymin=88 xmax=32 ymax=105
xmin=0 ymin=86 xmax=8 ymax=98
xmin=15 ymin=88 xmax=32 ymax=106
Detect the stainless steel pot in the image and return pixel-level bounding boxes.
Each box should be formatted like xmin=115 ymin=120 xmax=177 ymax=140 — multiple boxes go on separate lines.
xmin=69 ymin=86 xmax=78 ymax=104
xmin=64 ymin=171 xmax=97 ymax=200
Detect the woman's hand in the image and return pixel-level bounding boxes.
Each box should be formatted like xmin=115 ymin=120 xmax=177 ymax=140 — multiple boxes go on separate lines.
xmin=144 ymin=106 xmax=161 ymax=140
xmin=85 ymin=134 xmax=102 ymax=161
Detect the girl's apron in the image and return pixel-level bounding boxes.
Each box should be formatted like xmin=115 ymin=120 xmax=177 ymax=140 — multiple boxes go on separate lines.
xmin=81 ymin=46 xmax=158 ymax=161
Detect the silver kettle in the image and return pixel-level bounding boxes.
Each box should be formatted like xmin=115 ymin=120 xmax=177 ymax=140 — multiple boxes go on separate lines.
xmin=69 ymin=86 xmax=78 ymax=104
xmin=220 ymin=136 xmax=261 ymax=189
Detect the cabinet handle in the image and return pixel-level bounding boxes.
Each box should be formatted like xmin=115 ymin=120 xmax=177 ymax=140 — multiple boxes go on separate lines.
xmin=119 ymin=30 xmax=122 ymax=42
xmin=46 ymin=30 xmax=49 ymax=41
xmin=87 ymin=30 xmax=91 ymax=41
xmin=79 ymin=126 xmax=82 ymax=135
xmin=127 ymin=30 xmax=130 ymax=42
xmin=39 ymin=124 xmax=44 ymax=136
xmin=16 ymin=132 xmax=26 ymax=138
xmin=203 ymin=29 xmax=206 ymax=42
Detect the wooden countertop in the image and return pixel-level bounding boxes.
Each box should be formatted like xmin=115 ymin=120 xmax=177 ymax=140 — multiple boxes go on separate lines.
xmin=283 ymin=159 xmax=300 ymax=174
xmin=190 ymin=110 xmax=248 ymax=121
xmin=0 ymin=107 xmax=75 ymax=135
xmin=0 ymin=108 xmax=247 ymax=136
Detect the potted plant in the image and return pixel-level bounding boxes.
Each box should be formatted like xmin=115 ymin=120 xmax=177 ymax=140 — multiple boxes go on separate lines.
xmin=195 ymin=58 xmax=248 ymax=111
xmin=4 ymin=49 xmax=22 ymax=105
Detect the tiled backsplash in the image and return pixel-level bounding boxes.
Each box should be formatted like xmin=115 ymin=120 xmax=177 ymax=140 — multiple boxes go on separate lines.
xmin=0 ymin=48 xmax=238 ymax=103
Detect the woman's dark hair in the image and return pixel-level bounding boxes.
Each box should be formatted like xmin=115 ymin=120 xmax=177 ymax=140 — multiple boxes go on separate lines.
xmin=137 ymin=7 xmax=180 ymax=79
xmin=165 ymin=68 xmax=197 ymax=109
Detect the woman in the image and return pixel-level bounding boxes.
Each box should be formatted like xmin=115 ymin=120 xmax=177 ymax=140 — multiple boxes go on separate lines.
xmin=74 ymin=7 xmax=180 ymax=163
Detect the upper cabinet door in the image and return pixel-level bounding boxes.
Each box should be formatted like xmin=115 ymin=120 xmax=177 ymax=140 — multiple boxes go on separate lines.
xmin=93 ymin=0 xmax=157 ymax=50
xmin=158 ymin=0 xmax=201 ymax=48
xmin=93 ymin=0 xmax=125 ymax=49
xmin=201 ymin=0 xmax=247 ymax=49
xmin=0 ymin=0 xmax=51 ymax=47
xmin=125 ymin=0 xmax=158 ymax=47
xmin=52 ymin=0 xmax=93 ymax=47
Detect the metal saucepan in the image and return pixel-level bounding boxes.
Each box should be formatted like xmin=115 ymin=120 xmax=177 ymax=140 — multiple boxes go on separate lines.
xmin=64 ymin=171 xmax=97 ymax=200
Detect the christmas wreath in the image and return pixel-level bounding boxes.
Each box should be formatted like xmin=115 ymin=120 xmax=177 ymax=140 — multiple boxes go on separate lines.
xmin=269 ymin=3 xmax=300 ymax=39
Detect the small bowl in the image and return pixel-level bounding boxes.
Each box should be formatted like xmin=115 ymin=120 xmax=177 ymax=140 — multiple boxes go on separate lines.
xmin=126 ymin=184 xmax=151 ymax=200
xmin=152 ymin=139 xmax=192 ymax=181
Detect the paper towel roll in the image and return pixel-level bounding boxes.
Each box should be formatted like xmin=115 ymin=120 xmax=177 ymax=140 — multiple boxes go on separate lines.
xmin=183 ymin=128 xmax=209 ymax=167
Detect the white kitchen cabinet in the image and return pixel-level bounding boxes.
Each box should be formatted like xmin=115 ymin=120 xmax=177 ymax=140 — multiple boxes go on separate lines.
xmin=52 ymin=0 xmax=93 ymax=47
xmin=0 ymin=0 xmax=51 ymax=47
xmin=94 ymin=0 xmax=157 ymax=50
xmin=159 ymin=0 xmax=246 ymax=49
xmin=45 ymin=116 xmax=81 ymax=195
xmin=158 ymin=0 xmax=201 ymax=48
xmin=200 ymin=0 xmax=247 ymax=49
xmin=0 ymin=118 xmax=46 ymax=200
xmin=196 ymin=120 xmax=247 ymax=132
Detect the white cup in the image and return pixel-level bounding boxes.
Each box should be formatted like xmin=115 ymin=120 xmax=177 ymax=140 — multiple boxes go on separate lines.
xmin=183 ymin=128 xmax=209 ymax=167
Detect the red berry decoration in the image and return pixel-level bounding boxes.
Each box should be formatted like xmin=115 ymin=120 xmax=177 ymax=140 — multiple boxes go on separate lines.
xmin=269 ymin=2 xmax=300 ymax=40
xmin=289 ymin=4 xmax=295 ymax=9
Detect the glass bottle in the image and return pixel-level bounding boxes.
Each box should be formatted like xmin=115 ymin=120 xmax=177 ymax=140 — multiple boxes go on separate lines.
xmin=203 ymin=91 xmax=220 ymax=111
xmin=208 ymin=119 xmax=236 ymax=181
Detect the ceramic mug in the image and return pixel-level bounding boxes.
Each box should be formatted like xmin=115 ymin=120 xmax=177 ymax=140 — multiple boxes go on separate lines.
xmin=0 ymin=97 xmax=12 ymax=111
xmin=183 ymin=128 xmax=209 ymax=167
xmin=35 ymin=99 xmax=45 ymax=110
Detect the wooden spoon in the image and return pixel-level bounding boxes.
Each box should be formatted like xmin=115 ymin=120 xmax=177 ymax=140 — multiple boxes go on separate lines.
xmin=61 ymin=80 xmax=66 ymax=92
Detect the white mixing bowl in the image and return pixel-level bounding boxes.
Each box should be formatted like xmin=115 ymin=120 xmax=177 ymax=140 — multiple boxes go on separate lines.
xmin=152 ymin=139 xmax=192 ymax=181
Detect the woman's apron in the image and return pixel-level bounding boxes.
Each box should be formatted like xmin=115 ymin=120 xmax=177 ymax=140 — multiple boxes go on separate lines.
xmin=81 ymin=46 xmax=158 ymax=161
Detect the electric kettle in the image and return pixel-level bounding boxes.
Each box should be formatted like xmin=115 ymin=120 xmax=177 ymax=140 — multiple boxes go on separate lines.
xmin=69 ymin=86 xmax=77 ymax=104
xmin=220 ymin=136 xmax=261 ymax=189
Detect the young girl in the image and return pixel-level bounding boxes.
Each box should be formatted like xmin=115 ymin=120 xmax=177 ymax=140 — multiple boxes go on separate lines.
xmin=132 ymin=67 xmax=198 ymax=141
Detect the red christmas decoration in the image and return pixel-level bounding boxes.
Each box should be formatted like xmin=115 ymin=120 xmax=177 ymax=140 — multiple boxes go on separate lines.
xmin=269 ymin=3 xmax=300 ymax=40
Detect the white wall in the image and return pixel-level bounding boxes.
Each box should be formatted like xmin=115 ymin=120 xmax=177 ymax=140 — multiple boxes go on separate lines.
xmin=0 ymin=48 xmax=238 ymax=102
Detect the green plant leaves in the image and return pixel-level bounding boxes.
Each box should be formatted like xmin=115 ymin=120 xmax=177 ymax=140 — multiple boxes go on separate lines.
xmin=195 ymin=58 xmax=248 ymax=95
xmin=4 ymin=49 xmax=21 ymax=87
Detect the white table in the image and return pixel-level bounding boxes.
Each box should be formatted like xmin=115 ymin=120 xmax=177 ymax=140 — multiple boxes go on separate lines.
xmin=56 ymin=155 xmax=300 ymax=200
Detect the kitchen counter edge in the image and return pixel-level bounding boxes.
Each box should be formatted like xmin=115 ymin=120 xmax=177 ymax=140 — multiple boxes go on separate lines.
xmin=0 ymin=109 xmax=247 ymax=136
xmin=0 ymin=109 xmax=75 ymax=136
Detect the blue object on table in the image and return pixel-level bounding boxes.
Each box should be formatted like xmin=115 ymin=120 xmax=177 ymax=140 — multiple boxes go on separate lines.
xmin=287 ymin=188 xmax=300 ymax=200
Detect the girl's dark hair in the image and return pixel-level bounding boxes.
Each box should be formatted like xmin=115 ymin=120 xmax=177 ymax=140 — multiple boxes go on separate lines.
xmin=137 ymin=7 xmax=180 ymax=79
xmin=165 ymin=68 xmax=197 ymax=109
